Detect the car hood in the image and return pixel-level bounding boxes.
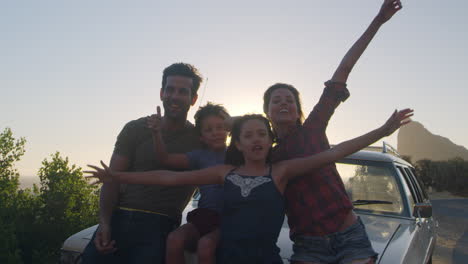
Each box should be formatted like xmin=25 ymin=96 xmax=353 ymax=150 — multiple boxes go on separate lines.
xmin=61 ymin=210 xmax=409 ymax=263
xmin=61 ymin=225 xmax=97 ymax=252
xmin=359 ymin=214 xmax=403 ymax=257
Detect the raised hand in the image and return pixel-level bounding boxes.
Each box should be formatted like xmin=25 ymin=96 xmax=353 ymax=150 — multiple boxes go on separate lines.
xmin=377 ymin=0 xmax=403 ymax=24
xmin=381 ymin=108 xmax=413 ymax=136
xmin=85 ymin=161 xmax=115 ymax=184
xmin=147 ymin=106 xmax=162 ymax=134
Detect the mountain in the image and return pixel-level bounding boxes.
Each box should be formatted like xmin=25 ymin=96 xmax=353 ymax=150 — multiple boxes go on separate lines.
xmin=397 ymin=121 xmax=468 ymax=162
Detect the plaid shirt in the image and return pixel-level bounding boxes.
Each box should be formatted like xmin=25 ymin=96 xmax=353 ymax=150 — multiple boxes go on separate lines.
xmin=271 ymin=81 xmax=353 ymax=236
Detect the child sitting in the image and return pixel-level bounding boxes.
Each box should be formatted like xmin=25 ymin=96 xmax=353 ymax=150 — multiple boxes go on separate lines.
xmin=147 ymin=102 xmax=230 ymax=264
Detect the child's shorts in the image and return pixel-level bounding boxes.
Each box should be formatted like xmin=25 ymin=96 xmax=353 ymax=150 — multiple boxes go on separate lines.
xmin=186 ymin=208 xmax=221 ymax=236
xmin=290 ymin=217 xmax=378 ymax=264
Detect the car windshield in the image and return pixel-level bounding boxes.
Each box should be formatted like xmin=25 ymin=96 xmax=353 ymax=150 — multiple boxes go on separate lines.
xmin=337 ymin=162 xmax=404 ymax=215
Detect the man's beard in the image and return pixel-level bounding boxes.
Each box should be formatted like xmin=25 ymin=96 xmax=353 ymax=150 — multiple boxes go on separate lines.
xmin=162 ymin=100 xmax=189 ymax=121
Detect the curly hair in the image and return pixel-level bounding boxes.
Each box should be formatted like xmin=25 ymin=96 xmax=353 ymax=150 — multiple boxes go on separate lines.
xmin=194 ymin=102 xmax=229 ymax=133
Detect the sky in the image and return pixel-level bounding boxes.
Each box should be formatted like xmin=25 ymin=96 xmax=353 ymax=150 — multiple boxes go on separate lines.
xmin=1 ymin=0 xmax=467 ymax=178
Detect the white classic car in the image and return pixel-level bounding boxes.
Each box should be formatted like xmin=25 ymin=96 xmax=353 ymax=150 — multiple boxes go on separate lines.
xmin=61 ymin=143 xmax=436 ymax=264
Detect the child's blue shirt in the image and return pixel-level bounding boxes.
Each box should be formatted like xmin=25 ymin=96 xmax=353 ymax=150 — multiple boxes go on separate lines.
xmin=186 ymin=149 xmax=225 ymax=212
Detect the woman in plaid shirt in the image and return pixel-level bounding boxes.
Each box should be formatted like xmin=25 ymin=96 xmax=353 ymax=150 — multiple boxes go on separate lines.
xmin=263 ymin=1 xmax=403 ymax=263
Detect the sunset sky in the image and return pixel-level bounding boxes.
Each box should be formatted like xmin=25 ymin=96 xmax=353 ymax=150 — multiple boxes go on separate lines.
xmin=2 ymin=0 xmax=467 ymax=178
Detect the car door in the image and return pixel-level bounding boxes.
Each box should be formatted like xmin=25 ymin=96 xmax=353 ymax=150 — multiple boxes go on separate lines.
xmin=405 ymin=167 xmax=436 ymax=262
xmin=397 ymin=165 xmax=433 ymax=264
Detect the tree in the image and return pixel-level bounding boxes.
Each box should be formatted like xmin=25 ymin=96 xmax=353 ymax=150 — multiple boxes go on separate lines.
xmin=415 ymin=159 xmax=434 ymax=188
xmin=0 ymin=127 xmax=26 ymax=264
xmin=37 ymin=152 xmax=99 ymax=233
xmin=0 ymin=127 xmax=100 ymax=263
xmin=415 ymin=157 xmax=468 ymax=196
xmin=447 ymin=157 xmax=468 ymax=195
xmin=0 ymin=127 xmax=26 ymax=204
xmin=21 ymin=152 xmax=99 ymax=263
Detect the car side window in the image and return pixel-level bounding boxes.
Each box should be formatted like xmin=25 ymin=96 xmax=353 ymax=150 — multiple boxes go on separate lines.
xmin=397 ymin=166 xmax=417 ymax=208
xmin=404 ymin=167 xmax=426 ymax=202
xmin=408 ymin=168 xmax=429 ymax=201
xmin=404 ymin=167 xmax=423 ymax=203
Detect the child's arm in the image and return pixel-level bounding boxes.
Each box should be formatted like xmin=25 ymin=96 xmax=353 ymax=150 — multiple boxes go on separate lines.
xmin=86 ymin=161 xmax=229 ymax=186
xmin=330 ymin=0 xmax=402 ymax=83
xmin=279 ymin=108 xmax=413 ymax=182
xmin=147 ymin=106 xmax=190 ymax=168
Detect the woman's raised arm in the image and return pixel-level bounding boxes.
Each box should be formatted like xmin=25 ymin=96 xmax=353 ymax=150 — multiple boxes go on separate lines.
xmin=279 ymin=108 xmax=413 ymax=183
xmin=331 ymin=0 xmax=402 ymax=83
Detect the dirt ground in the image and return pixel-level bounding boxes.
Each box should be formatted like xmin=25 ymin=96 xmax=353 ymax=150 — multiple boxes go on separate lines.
xmin=429 ymin=192 xmax=468 ymax=264
xmin=429 ymin=191 xmax=466 ymax=200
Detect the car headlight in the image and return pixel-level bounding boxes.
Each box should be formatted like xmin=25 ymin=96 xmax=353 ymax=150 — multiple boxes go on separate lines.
xmin=59 ymin=250 xmax=82 ymax=264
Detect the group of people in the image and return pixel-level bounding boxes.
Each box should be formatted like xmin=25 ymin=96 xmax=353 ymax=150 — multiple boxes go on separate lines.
xmin=82 ymin=1 xmax=408 ymax=263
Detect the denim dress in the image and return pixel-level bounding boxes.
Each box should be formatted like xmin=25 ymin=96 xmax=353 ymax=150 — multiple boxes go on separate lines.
xmin=217 ymin=166 xmax=285 ymax=264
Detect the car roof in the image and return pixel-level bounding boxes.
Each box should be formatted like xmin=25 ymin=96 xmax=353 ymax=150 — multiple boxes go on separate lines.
xmin=340 ymin=149 xmax=413 ymax=167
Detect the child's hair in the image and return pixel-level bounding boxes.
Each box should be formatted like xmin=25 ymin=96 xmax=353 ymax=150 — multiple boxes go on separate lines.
xmin=194 ymin=102 xmax=229 ymax=133
xmin=225 ymin=114 xmax=275 ymax=166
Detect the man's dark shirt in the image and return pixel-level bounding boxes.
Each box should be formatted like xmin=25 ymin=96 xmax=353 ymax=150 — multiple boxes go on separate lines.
xmin=115 ymin=117 xmax=201 ymax=222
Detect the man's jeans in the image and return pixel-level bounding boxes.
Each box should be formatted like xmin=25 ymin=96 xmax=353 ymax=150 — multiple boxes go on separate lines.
xmin=81 ymin=209 xmax=178 ymax=264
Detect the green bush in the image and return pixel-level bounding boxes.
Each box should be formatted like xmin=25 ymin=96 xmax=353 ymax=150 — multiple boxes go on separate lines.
xmin=415 ymin=157 xmax=468 ymax=196
xmin=0 ymin=127 xmax=26 ymax=263
xmin=30 ymin=152 xmax=99 ymax=263
xmin=0 ymin=128 xmax=99 ymax=263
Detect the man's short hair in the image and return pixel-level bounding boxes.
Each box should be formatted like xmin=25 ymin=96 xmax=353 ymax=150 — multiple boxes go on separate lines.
xmin=162 ymin=63 xmax=203 ymax=97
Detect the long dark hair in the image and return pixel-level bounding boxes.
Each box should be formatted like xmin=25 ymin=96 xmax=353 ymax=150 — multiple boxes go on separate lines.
xmin=225 ymin=114 xmax=275 ymax=166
